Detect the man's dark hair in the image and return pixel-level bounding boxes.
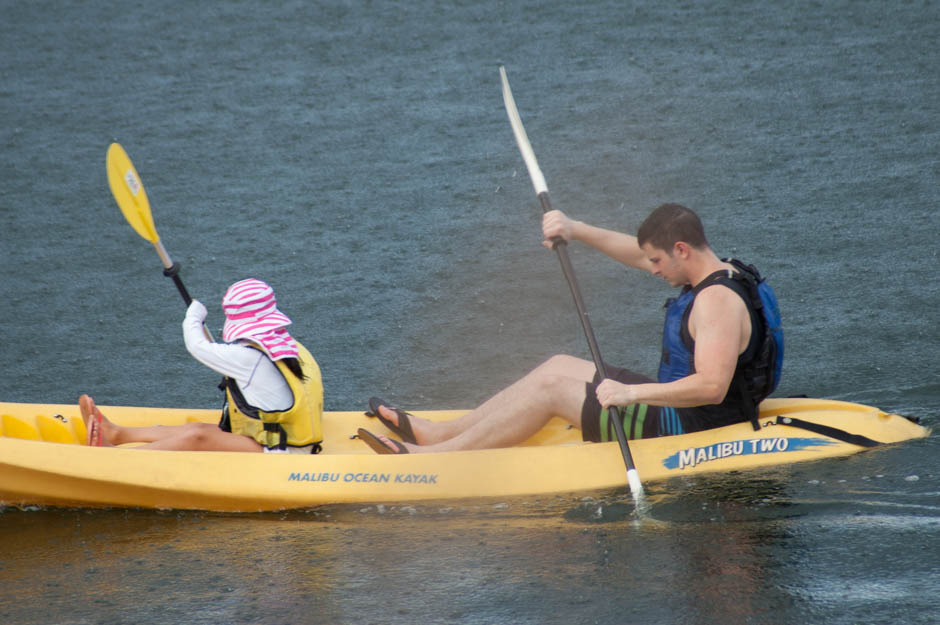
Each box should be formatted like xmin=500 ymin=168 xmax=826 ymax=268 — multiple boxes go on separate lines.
xmin=636 ymin=203 xmax=709 ymax=252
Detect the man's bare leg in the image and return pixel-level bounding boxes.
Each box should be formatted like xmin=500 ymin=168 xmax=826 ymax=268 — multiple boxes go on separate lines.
xmin=373 ymin=354 xmax=597 ymax=452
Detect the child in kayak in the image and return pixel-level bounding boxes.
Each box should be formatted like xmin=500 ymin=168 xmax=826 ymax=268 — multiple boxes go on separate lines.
xmin=81 ymin=278 xmax=323 ymax=453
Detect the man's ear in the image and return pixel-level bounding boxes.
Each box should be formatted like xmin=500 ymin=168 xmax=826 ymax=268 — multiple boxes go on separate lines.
xmin=672 ymin=241 xmax=691 ymax=259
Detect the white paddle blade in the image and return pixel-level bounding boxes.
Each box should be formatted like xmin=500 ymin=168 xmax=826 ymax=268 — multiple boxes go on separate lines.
xmin=499 ymin=66 xmax=549 ymax=196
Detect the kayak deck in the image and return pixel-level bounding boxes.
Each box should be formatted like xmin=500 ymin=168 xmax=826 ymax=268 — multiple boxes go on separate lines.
xmin=0 ymin=398 xmax=929 ymax=511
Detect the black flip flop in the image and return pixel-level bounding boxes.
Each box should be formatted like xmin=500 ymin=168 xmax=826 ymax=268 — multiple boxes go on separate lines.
xmin=365 ymin=396 xmax=418 ymax=445
xmin=357 ymin=428 xmax=409 ymax=454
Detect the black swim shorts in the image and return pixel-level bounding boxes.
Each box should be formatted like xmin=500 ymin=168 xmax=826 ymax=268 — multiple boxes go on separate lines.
xmin=581 ymin=365 xmax=683 ymax=441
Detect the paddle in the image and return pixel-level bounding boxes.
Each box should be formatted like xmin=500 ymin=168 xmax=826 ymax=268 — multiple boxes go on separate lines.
xmin=106 ymin=143 xmax=211 ymax=339
xmin=106 ymin=143 xmax=195 ymax=304
xmin=499 ymin=67 xmax=645 ymax=502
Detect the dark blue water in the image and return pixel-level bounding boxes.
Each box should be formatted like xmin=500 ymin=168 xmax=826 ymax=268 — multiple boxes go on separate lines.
xmin=2 ymin=1 xmax=938 ymax=623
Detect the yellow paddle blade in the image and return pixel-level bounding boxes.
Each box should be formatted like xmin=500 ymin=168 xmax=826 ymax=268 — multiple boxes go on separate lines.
xmin=106 ymin=142 xmax=159 ymax=243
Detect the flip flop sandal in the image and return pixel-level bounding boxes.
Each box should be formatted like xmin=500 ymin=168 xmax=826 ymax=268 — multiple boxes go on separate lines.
xmin=365 ymin=396 xmax=418 ymax=445
xmin=357 ymin=428 xmax=409 ymax=454
xmin=79 ymin=395 xmax=104 ymax=447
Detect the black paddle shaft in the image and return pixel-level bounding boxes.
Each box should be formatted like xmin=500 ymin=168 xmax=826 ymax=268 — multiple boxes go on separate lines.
xmin=163 ymin=262 xmax=193 ymax=306
xmin=537 ymin=192 xmax=637 ymax=451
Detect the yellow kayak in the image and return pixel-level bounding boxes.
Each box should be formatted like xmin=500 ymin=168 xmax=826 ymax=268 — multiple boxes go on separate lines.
xmin=0 ymin=397 xmax=928 ymax=512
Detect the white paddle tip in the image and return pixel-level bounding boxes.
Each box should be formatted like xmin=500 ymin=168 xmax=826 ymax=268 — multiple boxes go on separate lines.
xmin=627 ymin=469 xmax=645 ymax=498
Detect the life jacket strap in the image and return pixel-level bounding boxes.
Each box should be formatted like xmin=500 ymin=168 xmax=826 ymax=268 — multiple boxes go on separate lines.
xmin=263 ymin=422 xmax=288 ymax=450
xmin=772 ymin=416 xmax=881 ymax=447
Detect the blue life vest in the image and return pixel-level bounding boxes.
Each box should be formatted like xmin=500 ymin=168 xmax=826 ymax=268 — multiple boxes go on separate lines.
xmin=658 ymin=259 xmax=784 ymax=430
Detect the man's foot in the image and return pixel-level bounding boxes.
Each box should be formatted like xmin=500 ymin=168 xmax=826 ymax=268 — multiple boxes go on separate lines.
xmin=366 ymin=397 xmax=424 ymax=444
xmin=78 ymin=394 xmax=114 ymax=447
xmin=357 ymin=428 xmax=413 ymax=454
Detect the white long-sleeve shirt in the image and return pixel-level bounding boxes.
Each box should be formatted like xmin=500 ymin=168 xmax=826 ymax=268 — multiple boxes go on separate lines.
xmin=182 ymin=305 xmax=293 ymax=412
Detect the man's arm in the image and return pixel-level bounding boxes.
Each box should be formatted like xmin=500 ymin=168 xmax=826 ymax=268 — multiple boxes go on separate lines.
xmin=596 ymin=285 xmax=749 ymax=408
xmin=542 ymin=210 xmax=653 ymax=273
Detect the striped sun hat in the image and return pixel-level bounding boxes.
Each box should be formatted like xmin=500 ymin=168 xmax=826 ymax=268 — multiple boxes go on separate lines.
xmin=221 ymin=279 xmax=299 ymax=361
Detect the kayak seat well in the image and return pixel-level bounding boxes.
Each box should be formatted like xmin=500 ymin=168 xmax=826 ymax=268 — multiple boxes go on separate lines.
xmin=1 ymin=414 xmax=41 ymax=441
xmin=37 ymin=414 xmax=81 ymax=444
xmin=0 ymin=413 xmax=82 ymax=444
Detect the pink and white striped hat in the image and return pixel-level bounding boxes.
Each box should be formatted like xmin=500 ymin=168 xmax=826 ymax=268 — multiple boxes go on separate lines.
xmin=221 ymin=279 xmax=299 ymax=361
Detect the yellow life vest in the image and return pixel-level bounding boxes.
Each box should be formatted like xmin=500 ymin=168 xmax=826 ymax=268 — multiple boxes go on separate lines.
xmin=223 ymin=341 xmax=323 ymax=451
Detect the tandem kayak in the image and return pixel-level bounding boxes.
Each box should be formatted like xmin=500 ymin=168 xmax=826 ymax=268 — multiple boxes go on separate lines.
xmin=0 ymin=397 xmax=928 ymax=512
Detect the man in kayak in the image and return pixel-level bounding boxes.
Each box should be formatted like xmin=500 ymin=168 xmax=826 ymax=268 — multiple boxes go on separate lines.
xmin=80 ymin=278 xmax=324 ymax=453
xmin=358 ymin=203 xmax=782 ymax=454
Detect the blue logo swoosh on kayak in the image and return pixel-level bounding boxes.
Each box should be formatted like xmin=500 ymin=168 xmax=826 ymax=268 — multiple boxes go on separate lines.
xmin=662 ymin=437 xmax=839 ymax=470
